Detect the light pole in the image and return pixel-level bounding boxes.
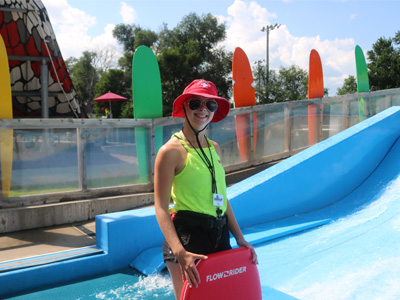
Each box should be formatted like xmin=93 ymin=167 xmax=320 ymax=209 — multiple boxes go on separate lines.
xmin=261 ymin=23 xmax=280 ymax=101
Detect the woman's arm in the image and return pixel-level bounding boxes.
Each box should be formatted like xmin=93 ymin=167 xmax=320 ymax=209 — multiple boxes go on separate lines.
xmin=154 ymin=142 xmax=207 ymax=288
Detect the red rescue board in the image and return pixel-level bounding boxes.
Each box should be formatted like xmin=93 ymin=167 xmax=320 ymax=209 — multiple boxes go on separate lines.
xmin=180 ymin=247 xmax=262 ymax=300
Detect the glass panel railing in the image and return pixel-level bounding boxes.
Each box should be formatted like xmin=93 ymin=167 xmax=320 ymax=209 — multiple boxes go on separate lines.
xmin=10 ymin=129 xmax=79 ymax=196
xmin=1 ymin=88 xmax=400 ymax=201
xmin=255 ymin=105 xmax=286 ymax=158
xmin=83 ymin=127 xmax=140 ymax=188
xmin=290 ymin=101 xmax=310 ymax=149
xmin=321 ymin=100 xmax=346 ymax=140
xmin=208 ymin=114 xmax=242 ymax=166
xmin=348 ymin=97 xmax=361 ymax=127
xmin=162 ymin=123 xmax=182 ymax=144
xmin=374 ymin=95 xmax=390 ymax=115
xmin=392 ymin=94 xmax=400 ymax=106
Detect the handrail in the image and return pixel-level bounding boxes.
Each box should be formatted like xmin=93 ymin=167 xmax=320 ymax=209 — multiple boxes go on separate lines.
xmin=1 ymin=88 xmax=399 ymax=207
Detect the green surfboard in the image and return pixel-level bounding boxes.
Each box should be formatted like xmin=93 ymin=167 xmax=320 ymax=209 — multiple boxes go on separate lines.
xmin=132 ymin=46 xmax=163 ymax=183
xmin=355 ymin=45 xmax=370 ymax=122
xmin=0 ymin=34 xmax=13 ymax=198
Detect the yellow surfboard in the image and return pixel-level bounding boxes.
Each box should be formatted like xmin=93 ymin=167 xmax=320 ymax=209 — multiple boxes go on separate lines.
xmin=0 ymin=34 xmax=13 ymax=198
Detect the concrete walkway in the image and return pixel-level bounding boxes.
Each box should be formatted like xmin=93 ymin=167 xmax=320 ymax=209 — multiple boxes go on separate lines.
xmin=0 ymin=221 xmax=96 ymax=263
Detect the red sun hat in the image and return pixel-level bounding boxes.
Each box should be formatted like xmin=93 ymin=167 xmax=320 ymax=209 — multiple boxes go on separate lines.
xmin=172 ymin=79 xmax=231 ymax=123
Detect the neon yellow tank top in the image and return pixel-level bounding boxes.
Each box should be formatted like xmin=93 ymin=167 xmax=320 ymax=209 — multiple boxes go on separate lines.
xmin=171 ymin=133 xmax=227 ymax=217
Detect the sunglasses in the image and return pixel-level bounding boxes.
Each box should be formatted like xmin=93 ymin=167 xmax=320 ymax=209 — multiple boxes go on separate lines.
xmin=188 ymin=98 xmax=218 ymax=112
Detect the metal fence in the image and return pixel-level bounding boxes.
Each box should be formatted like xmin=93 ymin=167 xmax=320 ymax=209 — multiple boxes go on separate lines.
xmin=1 ymin=88 xmax=400 ymax=208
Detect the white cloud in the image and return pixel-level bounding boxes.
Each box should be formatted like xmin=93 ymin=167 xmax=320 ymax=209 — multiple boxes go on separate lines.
xmin=42 ymin=0 xmax=121 ymax=63
xmin=222 ymin=0 xmax=277 ymax=58
xmin=42 ymin=0 xmax=96 ymax=58
xmin=221 ymin=0 xmax=356 ymax=95
xmin=349 ymin=13 xmax=357 ymax=21
xmin=120 ymin=2 xmax=137 ymax=24
xmin=90 ymin=24 xmax=122 ymax=68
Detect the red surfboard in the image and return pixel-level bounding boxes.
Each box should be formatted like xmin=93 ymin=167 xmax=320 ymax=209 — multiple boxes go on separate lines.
xmin=307 ymin=49 xmax=324 ymax=146
xmin=180 ymin=247 xmax=262 ymax=300
xmin=232 ymin=47 xmax=257 ymax=162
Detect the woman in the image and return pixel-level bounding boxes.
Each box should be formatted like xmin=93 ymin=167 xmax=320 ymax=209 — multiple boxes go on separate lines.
xmin=154 ymin=79 xmax=257 ymax=299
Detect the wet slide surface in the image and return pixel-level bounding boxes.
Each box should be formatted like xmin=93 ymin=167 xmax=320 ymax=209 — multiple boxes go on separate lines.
xmin=2 ymin=108 xmax=400 ymax=299
xmin=256 ymin=137 xmax=400 ymax=299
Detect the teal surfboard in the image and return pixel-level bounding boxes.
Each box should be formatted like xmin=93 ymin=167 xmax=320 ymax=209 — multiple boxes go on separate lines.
xmin=355 ymin=45 xmax=370 ymax=122
xmin=132 ymin=46 xmax=163 ymax=183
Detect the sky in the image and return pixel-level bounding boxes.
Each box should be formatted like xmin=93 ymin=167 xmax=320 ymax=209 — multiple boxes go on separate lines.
xmin=41 ymin=0 xmax=400 ymax=96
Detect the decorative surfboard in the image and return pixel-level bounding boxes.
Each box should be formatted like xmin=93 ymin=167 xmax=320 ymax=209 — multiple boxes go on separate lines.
xmin=355 ymin=45 xmax=369 ymax=122
xmin=180 ymin=247 xmax=262 ymax=300
xmin=307 ymin=49 xmax=324 ymax=146
xmin=0 ymin=34 xmax=13 ymax=198
xmin=232 ymin=47 xmax=257 ymax=162
xmin=132 ymin=45 xmax=163 ymax=183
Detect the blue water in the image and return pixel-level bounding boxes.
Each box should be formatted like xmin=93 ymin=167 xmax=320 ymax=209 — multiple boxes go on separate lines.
xmin=257 ymin=171 xmax=400 ymax=299
xmin=6 ymin=269 xmax=174 ymax=300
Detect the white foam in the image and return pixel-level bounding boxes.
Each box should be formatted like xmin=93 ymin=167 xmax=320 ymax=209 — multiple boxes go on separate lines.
xmin=132 ymin=273 xmax=174 ymax=299
xmin=94 ymin=273 xmax=173 ymax=300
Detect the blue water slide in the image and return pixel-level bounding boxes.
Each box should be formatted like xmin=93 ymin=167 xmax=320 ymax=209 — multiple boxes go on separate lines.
xmin=250 ymin=107 xmax=400 ymax=299
xmin=1 ymin=107 xmax=399 ymax=299
xmin=229 ymin=106 xmax=400 ymax=228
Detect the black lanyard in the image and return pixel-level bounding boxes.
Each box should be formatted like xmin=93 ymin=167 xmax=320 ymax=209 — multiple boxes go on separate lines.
xmin=181 ymin=131 xmax=217 ymax=193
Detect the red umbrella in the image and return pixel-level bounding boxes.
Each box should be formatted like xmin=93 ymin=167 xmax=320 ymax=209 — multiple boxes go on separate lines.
xmin=94 ymin=91 xmax=127 ymax=118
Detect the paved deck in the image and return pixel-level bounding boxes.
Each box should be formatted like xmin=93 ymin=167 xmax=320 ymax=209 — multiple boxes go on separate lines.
xmin=0 ymin=221 xmax=96 ymax=263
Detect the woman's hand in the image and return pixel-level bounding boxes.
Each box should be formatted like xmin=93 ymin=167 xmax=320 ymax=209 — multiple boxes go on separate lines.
xmin=236 ymin=238 xmax=258 ymax=264
xmin=176 ymin=249 xmax=208 ymax=288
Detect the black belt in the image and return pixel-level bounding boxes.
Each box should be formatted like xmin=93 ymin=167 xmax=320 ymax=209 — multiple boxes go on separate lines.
xmin=174 ymin=210 xmax=227 ymax=229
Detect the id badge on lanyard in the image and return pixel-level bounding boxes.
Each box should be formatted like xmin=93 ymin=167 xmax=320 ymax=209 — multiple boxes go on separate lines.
xmin=213 ymin=193 xmax=224 ymax=207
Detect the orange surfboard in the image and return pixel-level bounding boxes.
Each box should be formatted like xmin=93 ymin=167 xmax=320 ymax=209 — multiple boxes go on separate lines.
xmin=180 ymin=247 xmax=262 ymax=300
xmin=307 ymin=49 xmax=324 ymax=146
xmin=232 ymin=47 xmax=257 ymax=162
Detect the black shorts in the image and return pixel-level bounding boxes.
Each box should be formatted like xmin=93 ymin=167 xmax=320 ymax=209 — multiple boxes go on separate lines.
xmin=163 ymin=210 xmax=232 ymax=263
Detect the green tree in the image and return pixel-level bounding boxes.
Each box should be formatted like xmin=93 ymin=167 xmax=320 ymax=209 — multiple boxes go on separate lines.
xmin=252 ymin=60 xmax=267 ymax=103
xmin=276 ymin=65 xmax=308 ymax=101
xmin=134 ymin=29 xmax=158 ymax=50
xmin=254 ymin=64 xmax=309 ymax=103
xmin=112 ymin=24 xmax=136 ymax=53
xmin=113 ymin=24 xmax=158 ymax=72
xmin=157 ymin=13 xmax=231 ymax=116
xmin=93 ymin=69 xmax=132 ymax=118
xmin=65 ymin=57 xmax=78 ymax=73
xmin=337 ymin=75 xmax=357 ymax=95
xmin=111 ymin=13 xmax=232 ymax=117
xmin=68 ymin=51 xmax=99 ymax=115
xmin=367 ymin=31 xmax=400 ymax=91
xmin=253 ymin=63 xmax=310 ymax=103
